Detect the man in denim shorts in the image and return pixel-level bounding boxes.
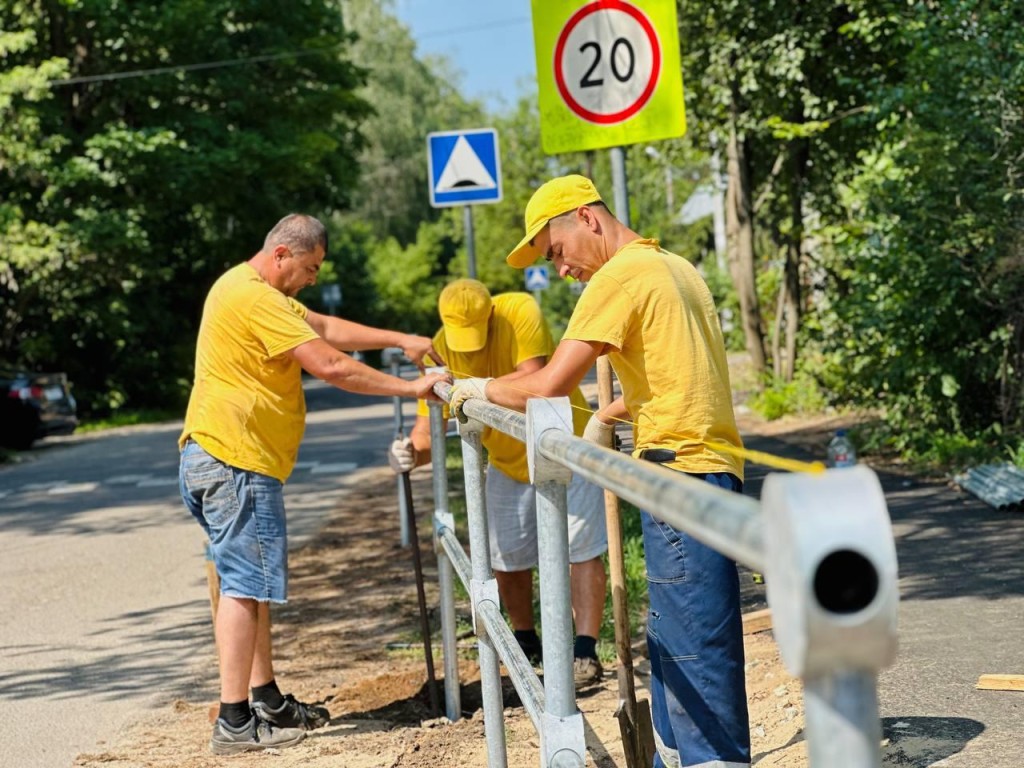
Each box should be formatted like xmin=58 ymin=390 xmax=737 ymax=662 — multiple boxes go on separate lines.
xmin=179 ymin=213 xmax=448 ymax=755
xmin=452 ymin=177 xmax=751 ymax=768
xmin=387 ymin=279 xmax=608 ymax=686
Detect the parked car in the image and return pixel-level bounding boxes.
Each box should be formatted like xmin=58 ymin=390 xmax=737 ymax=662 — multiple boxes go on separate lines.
xmin=0 ymin=370 xmax=78 ymax=450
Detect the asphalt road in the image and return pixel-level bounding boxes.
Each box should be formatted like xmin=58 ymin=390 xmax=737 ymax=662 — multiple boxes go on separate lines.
xmin=0 ymin=378 xmax=419 ymax=768
xmin=742 ymin=433 xmax=1024 ymax=766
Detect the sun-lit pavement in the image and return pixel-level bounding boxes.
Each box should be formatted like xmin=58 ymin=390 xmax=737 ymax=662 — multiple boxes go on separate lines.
xmin=0 ymin=379 xmax=415 ymax=768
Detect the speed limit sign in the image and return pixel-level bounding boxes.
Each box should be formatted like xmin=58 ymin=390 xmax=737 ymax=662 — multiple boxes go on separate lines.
xmin=532 ymin=0 xmax=685 ymax=154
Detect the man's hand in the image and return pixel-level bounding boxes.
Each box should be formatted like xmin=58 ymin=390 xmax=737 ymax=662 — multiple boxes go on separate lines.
xmin=413 ymin=371 xmax=451 ymax=403
xmin=582 ymin=413 xmax=616 ymax=448
xmin=449 ymin=377 xmax=493 ymax=422
xmin=402 ymin=334 xmax=444 ymax=371
xmin=388 ymin=436 xmax=416 ymax=473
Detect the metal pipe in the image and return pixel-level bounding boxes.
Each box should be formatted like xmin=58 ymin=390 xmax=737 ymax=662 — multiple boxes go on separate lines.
xmin=430 ymin=402 xmax=461 ymax=722
xmin=438 ymin=525 xmax=546 ymax=730
xmin=610 ymin=146 xmax=631 ymax=228
xmin=464 ymin=205 xmax=477 ymax=279
xmin=535 ymin=479 xmax=577 ymax=718
xmin=803 ymin=671 xmax=882 ymax=768
xmin=460 ymin=422 xmax=507 ymax=767
xmin=393 ymin=355 xmax=410 ymax=548
xmin=477 ymin=600 xmax=546 ymax=730
xmin=538 ymin=430 xmax=765 ymax=572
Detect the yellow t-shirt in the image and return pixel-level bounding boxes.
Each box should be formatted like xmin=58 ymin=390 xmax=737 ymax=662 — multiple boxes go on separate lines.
xmin=563 ymin=239 xmax=744 ymax=480
xmin=418 ymin=292 xmax=592 ymax=483
xmin=179 ymin=263 xmax=320 ymax=482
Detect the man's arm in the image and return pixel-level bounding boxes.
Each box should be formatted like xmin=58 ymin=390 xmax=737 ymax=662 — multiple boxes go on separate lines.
xmin=485 ymin=340 xmax=606 ymax=410
xmin=288 ymin=338 xmax=446 ymax=400
xmin=305 ymin=310 xmax=443 ymax=369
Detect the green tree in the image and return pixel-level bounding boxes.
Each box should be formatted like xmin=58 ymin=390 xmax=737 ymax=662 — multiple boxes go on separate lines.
xmin=820 ymin=0 xmax=1024 ymax=455
xmin=1 ymin=0 xmax=369 ymax=415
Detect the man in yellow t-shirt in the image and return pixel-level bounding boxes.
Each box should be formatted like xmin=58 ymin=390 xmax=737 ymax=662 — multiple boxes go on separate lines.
xmin=387 ymin=279 xmax=608 ymax=685
xmin=179 ymin=213 xmax=448 ymax=755
xmin=449 ymin=177 xmax=750 ymax=768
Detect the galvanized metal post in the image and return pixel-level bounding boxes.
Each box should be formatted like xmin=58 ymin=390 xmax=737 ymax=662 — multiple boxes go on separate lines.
xmin=385 ymin=348 xmax=411 ymax=548
xmin=429 ymin=401 xmax=461 ymax=722
xmin=610 ymin=146 xmax=631 ymax=228
xmin=526 ymin=397 xmax=586 ymax=768
xmin=459 ymin=415 xmax=507 ymax=767
xmin=464 ymin=205 xmax=477 ymax=279
xmin=804 ymin=671 xmax=882 ymax=767
xmin=762 ymin=466 xmax=899 ymax=768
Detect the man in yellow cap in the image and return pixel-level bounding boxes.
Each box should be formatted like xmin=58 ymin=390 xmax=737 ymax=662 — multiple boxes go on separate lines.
xmin=388 ymin=278 xmax=609 ymax=685
xmin=449 ymin=177 xmax=751 ymax=768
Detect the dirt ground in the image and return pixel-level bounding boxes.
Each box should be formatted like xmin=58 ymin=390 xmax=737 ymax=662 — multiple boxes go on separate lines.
xmin=72 ymin=407 xmax=833 ymax=768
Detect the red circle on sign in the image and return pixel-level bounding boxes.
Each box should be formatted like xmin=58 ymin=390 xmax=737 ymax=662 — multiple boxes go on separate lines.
xmin=553 ymin=0 xmax=662 ymax=125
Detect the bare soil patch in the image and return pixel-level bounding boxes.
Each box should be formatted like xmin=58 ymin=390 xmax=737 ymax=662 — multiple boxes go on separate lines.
xmin=73 ymin=454 xmax=812 ymax=767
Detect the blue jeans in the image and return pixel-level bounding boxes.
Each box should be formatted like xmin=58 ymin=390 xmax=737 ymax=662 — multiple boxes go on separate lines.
xmin=643 ymin=472 xmax=750 ymax=768
xmin=179 ymin=439 xmax=289 ymax=603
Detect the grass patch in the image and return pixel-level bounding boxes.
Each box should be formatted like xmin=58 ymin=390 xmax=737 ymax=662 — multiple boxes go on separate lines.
xmin=78 ymin=408 xmax=180 ymax=433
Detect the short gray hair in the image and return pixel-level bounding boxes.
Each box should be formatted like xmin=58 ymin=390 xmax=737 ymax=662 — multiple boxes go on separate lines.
xmin=263 ymin=213 xmax=328 ymax=258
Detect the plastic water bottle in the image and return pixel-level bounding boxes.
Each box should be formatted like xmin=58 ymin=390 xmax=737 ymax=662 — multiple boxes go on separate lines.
xmin=827 ymin=429 xmax=857 ymax=468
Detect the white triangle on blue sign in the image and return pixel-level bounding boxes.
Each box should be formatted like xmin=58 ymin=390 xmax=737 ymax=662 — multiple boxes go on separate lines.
xmin=436 ymin=136 xmax=497 ymax=192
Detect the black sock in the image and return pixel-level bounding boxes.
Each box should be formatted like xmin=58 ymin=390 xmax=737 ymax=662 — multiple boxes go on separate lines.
xmin=219 ymin=699 xmax=252 ymax=728
xmin=514 ymin=629 xmax=542 ymax=662
xmin=574 ymin=635 xmax=597 ymax=660
xmin=251 ymin=679 xmax=285 ymax=710
xmin=514 ymin=628 xmax=540 ymax=647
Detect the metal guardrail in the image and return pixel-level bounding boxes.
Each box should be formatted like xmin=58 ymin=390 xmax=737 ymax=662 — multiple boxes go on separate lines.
xmin=425 ymin=381 xmax=899 ymax=768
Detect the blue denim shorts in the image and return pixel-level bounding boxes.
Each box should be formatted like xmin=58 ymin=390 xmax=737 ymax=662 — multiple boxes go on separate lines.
xmin=179 ymin=439 xmax=288 ymax=603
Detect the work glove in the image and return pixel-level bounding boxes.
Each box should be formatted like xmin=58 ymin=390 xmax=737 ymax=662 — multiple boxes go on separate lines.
xmin=388 ymin=436 xmax=416 ymax=473
xmin=449 ymin=377 xmax=493 ymax=423
xmin=582 ymin=413 xmax=616 ymax=448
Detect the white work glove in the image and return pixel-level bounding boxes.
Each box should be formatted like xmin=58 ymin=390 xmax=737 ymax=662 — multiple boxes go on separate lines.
xmin=449 ymin=377 xmax=493 ymax=423
xmin=582 ymin=413 xmax=615 ymax=448
xmin=388 ymin=436 xmax=416 ymax=473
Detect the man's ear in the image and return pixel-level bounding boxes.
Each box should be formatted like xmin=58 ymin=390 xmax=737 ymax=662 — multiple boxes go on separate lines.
xmin=579 ymin=205 xmax=601 ymax=233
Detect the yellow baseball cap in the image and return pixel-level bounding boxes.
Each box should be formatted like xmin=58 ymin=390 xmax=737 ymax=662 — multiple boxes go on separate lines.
xmin=438 ymin=279 xmax=492 ymax=352
xmin=505 ymin=175 xmax=602 ymax=268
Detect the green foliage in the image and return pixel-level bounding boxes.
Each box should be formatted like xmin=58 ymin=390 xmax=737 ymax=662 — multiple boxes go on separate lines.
xmin=750 ymin=371 xmax=828 ymax=421
xmin=811 ymin=0 xmax=1024 ymax=456
xmin=1 ymin=0 xmax=370 ymax=418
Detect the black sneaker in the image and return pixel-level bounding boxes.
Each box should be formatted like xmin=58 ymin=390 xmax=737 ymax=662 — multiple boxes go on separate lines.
xmin=210 ymin=712 xmax=305 ymax=755
xmin=253 ymin=693 xmax=331 ymax=730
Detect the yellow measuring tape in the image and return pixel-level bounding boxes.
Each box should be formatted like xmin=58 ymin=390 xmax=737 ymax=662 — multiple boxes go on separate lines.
xmin=443 ymin=367 xmax=826 ymax=475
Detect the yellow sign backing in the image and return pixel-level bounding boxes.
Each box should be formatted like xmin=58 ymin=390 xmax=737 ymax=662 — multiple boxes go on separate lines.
xmin=531 ymin=0 xmax=686 ymax=154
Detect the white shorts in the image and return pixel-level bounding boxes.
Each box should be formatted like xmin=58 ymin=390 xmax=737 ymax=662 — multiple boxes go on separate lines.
xmin=484 ymin=464 xmax=608 ymax=572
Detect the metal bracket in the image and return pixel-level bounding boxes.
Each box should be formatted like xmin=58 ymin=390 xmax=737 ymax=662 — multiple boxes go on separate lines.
xmin=469 ymin=577 xmax=500 ymax=635
xmin=526 ymin=397 xmax=573 ymax=485
xmin=762 ymin=465 xmax=899 ymax=677
xmin=540 ymin=710 xmax=586 ymax=768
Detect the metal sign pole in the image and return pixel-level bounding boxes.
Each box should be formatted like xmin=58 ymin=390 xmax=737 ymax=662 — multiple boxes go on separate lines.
xmin=610 ymin=146 xmax=631 ymax=228
xmin=463 ymin=205 xmax=477 ymax=279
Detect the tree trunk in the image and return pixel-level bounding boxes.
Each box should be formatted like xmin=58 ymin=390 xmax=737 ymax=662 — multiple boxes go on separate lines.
xmin=781 ymin=134 xmax=810 ymax=382
xmin=724 ymin=104 xmax=766 ymax=374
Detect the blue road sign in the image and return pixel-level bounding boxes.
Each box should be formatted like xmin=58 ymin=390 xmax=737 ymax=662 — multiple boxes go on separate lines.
xmin=525 ymin=265 xmax=550 ymax=291
xmin=427 ymin=128 xmax=502 ymax=208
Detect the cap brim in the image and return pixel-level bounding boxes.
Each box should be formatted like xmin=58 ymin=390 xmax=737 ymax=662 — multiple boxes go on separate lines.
xmin=444 ymin=322 xmax=487 ymax=352
xmin=506 ymin=221 xmax=547 ymax=268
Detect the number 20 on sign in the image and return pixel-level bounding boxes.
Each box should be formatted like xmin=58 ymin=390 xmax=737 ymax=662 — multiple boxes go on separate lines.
xmin=531 ymin=0 xmax=686 ymax=154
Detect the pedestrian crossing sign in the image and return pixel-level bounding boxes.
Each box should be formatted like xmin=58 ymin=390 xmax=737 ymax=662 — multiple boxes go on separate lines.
xmin=427 ymin=128 xmax=502 ymax=208
xmin=525 ymin=265 xmax=550 ymax=291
